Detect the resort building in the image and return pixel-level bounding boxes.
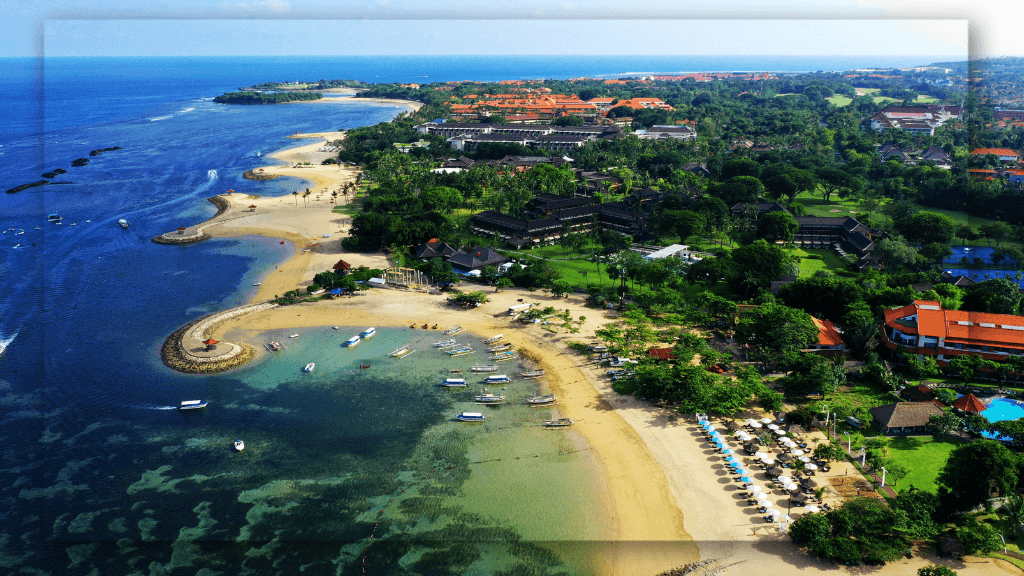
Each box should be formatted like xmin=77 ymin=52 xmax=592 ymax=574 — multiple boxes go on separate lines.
xmin=970 ymin=148 xmax=1021 ymax=164
xmin=995 ymin=107 xmax=1024 ymax=122
xmin=869 ymin=105 xmax=963 ymax=135
xmin=808 ymin=317 xmax=845 ymax=351
xmin=869 ymin=402 xmax=945 ymax=435
xmin=880 ymin=300 xmax=1024 ymax=367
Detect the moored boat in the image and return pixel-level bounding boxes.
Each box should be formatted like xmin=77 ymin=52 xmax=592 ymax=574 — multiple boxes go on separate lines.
xmin=441 ymin=378 xmax=467 ymax=387
xmin=303 ymin=362 xmax=315 ymax=372
xmin=47 ymin=213 xmax=62 ymax=223
xmin=474 ymin=393 xmax=506 ymax=404
xmin=388 ymin=343 xmax=410 ymax=357
xmin=494 ymin=354 xmax=518 ymax=362
xmin=487 ymin=343 xmax=513 ymax=352
xmin=544 ymin=418 xmax=574 ymax=428
xmin=117 ymin=218 xmax=130 ymax=229
xmin=360 ymin=327 xmax=376 ymax=338
xmin=483 ymin=334 xmax=504 ymax=344
xmin=526 ymin=394 xmax=557 ymax=405
xmin=457 ymin=412 xmax=485 ymax=422
xmin=521 ymin=370 xmax=546 ymax=379
xmin=288 ymin=334 xmax=299 ymax=338
xmin=483 ymin=374 xmax=511 ymax=384
xmin=234 ymin=439 xmax=245 ymax=451
xmin=393 ymin=348 xmax=415 ymax=359
xmin=447 ymin=347 xmax=473 ymax=356
xmin=179 ymin=400 xmax=208 ymax=410
xmin=344 ymin=335 xmax=361 ymax=347
xmin=433 ymin=338 xmax=457 ymax=347
xmin=589 ymin=344 xmax=608 ymax=352
xmin=265 ymin=341 xmax=283 ymax=351
xmin=444 ymin=326 xmax=464 ymax=335
xmin=471 ymin=364 xmax=499 ymax=372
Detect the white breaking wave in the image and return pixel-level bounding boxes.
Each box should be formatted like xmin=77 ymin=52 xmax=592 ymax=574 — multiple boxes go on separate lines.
xmin=179 ymin=107 xmax=196 ymax=114
xmin=0 ymin=330 xmax=18 ymax=353
xmin=149 ymin=116 xmax=173 ymax=122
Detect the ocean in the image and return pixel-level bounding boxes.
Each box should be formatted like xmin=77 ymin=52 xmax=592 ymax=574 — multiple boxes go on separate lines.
xmin=0 ymin=54 xmax=952 ymax=575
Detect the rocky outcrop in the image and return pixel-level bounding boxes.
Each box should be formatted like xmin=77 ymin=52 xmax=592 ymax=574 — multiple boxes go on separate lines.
xmin=161 ymin=301 xmax=279 ymax=373
xmin=243 ymin=170 xmax=280 ymax=181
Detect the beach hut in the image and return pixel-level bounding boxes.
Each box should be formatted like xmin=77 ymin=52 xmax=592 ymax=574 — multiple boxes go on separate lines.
xmin=332 ymin=259 xmax=352 ymax=272
xmin=952 ymin=393 xmax=986 ymax=414
xmin=203 ymin=338 xmax=219 ymax=351
xmin=177 ymin=226 xmax=187 ymax=235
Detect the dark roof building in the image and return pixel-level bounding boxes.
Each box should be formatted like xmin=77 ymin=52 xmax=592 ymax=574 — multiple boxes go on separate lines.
xmin=414 ymin=240 xmax=459 ymax=260
xmin=447 ymin=247 xmax=509 ymax=272
xmin=869 ymin=401 xmax=945 ymax=435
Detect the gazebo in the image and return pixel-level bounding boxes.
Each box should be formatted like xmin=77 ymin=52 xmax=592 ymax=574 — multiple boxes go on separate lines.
xmin=952 ymin=393 xmax=987 ymax=414
xmin=249 ymin=204 xmax=258 ymax=212
xmin=333 ymin=259 xmax=352 ymax=272
xmin=203 ymin=338 xmax=219 ymax=351
xmin=177 ymin=226 xmax=187 ymax=235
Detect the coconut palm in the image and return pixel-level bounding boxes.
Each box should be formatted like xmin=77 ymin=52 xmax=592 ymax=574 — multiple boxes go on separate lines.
xmin=292 ymin=191 xmax=299 ymax=205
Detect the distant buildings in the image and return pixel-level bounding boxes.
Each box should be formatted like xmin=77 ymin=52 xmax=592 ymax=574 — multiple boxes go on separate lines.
xmin=869 ymin=105 xmax=963 ymax=136
xmin=415 ymin=121 xmax=623 ymax=152
xmin=995 ymin=107 xmax=1024 ymax=122
xmin=970 ymin=148 xmax=1021 ymax=164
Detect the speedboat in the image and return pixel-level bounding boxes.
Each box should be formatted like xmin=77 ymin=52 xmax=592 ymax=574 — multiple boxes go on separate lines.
xmin=344 ymin=335 xmax=360 ymax=347
xmin=288 ymin=334 xmax=299 ymax=338
xmin=457 ymin=412 xmax=485 ymax=422
xmin=234 ymin=439 xmax=245 ymax=451
xmin=179 ymin=400 xmax=208 ymax=410
xmin=360 ymin=327 xmax=376 ymax=338
xmin=47 ymin=214 xmax=62 ymax=223
xmin=303 ymin=362 xmax=315 ymax=372
xmin=117 ymin=219 xmax=130 ymax=229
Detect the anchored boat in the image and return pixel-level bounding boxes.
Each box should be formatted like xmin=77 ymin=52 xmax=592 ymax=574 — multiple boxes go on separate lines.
xmin=344 ymin=335 xmax=361 ymax=348
xmin=388 ymin=343 xmax=411 ymax=357
xmin=483 ymin=374 xmax=511 ymax=384
xmin=446 ymin=346 xmax=473 ymax=356
xmin=487 ymin=343 xmax=513 ymax=352
xmin=433 ymin=338 xmax=457 ymax=347
xmin=544 ymin=418 xmax=574 ymax=428
xmin=474 ymin=393 xmax=506 ymax=404
xmin=444 ymin=326 xmax=464 ymax=335
xmin=521 ymin=370 xmax=546 ymax=379
xmin=265 ymin=341 xmax=283 ymax=351
xmin=303 ymin=362 xmax=315 ymax=373
xmin=179 ymin=400 xmax=208 ymax=410
xmin=526 ymin=394 xmax=557 ymax=406
xmin=360 ymin=327 xmax=376 ymax=338
xmin=457 ymin=412 xmax=485 ymax=422
xmin=441 ymin=378 xmax=467 ymax=387
xmin=471 ymin=364 xmax=499 ymax=372
xmin=117 ymin=219 xmax=130 ymax=229
xmin=483 ymin=334 xmax=504 ymax=344
xmin=234 ymin=439 xmax=245 ymax=451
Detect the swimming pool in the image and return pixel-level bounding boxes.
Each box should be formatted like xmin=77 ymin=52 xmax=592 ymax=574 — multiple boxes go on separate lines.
xmin=979 ymin=397 xmax=1024 ymax=439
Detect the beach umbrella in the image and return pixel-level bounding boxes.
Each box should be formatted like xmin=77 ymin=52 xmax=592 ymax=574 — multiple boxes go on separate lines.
xmin=723 ymin=448 xmax=735 ymax=455
xmin=799 ymin=456 xmax=811 ymax=463
xmin=760 ymin=457 xmax=773 ymax=465
xmin=701 ymin=421 xmax=711 ymax=429
xmin=774 ymin=429 xmax=786 ymax=436
xmin=760 ymin=417 xmax=773 ymax=424
xmin=784 ymin=482 xmax=798 ymax=491
xmin=710 ymin=430 xmax=721 ymax=437
xmin=752 ymin=491 xmax=768 ymax=500
xmin=805 ymin=505 xmax=820 ymax=513
xmin=765 ymin=509 xmax=781 ymax=519
xmin=766 ymin=424 xmax=779 ymax=430
xmin=777 ymin=475 xmax=792 ymax=483
xmin=757 ymin=499 xmax=771 ymax=508
xmin=745 ymin=485 xmax=762 ymax=493
xmin=726 ymin=457 xmax=739 ymax=465
xmin=754 ymin=451 xmax=769 ymax=459
xmin=735 ymin=468 xmax=749 ymax=476
xmin=745 ymin=418 xmax=758 ymax=426
xmin=740 ymin=476 xmax=752 ymax=484
xmin=805 ymin=464 xmax=818 ymax=471
xmin=792 ymin=449 xmax=805 ymax=456
xmin=781 ymin=514 xmax=792 ymax=522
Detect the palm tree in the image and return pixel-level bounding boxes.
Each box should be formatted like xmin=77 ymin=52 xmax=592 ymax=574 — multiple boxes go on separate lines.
xmin=292 ymin=191 xmax=298 ymax=205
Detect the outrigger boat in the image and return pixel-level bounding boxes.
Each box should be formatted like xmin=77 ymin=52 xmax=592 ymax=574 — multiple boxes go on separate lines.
xmin=393 ymin=348 xmax=415 ymax=359
xmin=441 ymin=378 xmax=467 ymax=387
xmin=474 ymin=393 xmax=506 ymax=404
xmin=457 ymin=412 xmax=485 ymax=422
xmin=490 ymin=351 xmax=515 ymax=361
xmin=471 ymin=364 xmax=499 ymax=372
xmin=433 ymin=338 xmax=457 ymax=347
xmin=483 ymin=374 xmax=511 ymax=384
xmin=444 ymin=326 xmax=464 ymax=335
xmin=179 ymin=400 xmax=208 ymax=410
xmin=544 ymin=418 xmax=574 ymax=428
xmin=521 ymin=370 xmax=546 ymax=379
xmin=449 ymin=369 xmax=464 ymax=374
xmin=526 ymin=394 xmax=557 ymax=406
xmin=483 ymin=334 xmax=504 ymax=344
xmin=447 ymin=347 xmax=473 ymax=356
xmin=487 ymin=343 xmax=513 ymax=352
xmin=388 ymin=343 xmax=411 ymax=357
xmin=494 ymin=354 xmax=518 ymax=362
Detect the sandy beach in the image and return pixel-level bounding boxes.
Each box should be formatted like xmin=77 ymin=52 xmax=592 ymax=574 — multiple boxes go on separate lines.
xmin=172 ymin=132 xmax=1019 ymax=576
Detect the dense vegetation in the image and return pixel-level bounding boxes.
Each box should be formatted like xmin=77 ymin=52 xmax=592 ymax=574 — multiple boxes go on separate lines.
xmin=213 ymin=91 xmax=323 ymax=105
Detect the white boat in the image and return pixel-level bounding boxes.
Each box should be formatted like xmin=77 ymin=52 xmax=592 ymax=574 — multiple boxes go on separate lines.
xmin=490 ymin=351 xmax=514 ymax=360
xmin=589 ymin=344 xmax=608 ymax=352
xmin=474 ymin=393 xmax=506 ymax=404
xmin=333 ymin=326 xmax=340 ymax=330
xmin=303 ymin=362 xmax=315 ymax=372
xmin=609 ymin=357 xmax=636 ymax=367
xmin=444 ymin=326 xmax=464 ymax=335
xmin=521 ymin=370 xmax=546 ymax=379
xmin=179 ymin=400 xmax=208 ymax=410
xmin=288 ymin=334 xmax=299 ymax=338
xmin=265 ymin=341 xmax=283 ymax=351
xmin=447 ymin=347 xmax=473 ymax=356
xmin=487 ymin=343 xmax=513 ymax=352
xmin=483 ymin=334 xmax=504 ymax=344
xmin=527 ymin=394 xmax=557 ymax=405
xmin=393 ymin=348 xmax=415 ymax=359
xmin=441 ymin=378 xmax=467 ymax=387
xmin=47 ymin=213 xmax=62 ymax=223
xmin=360 ymin=327 xmax=376 ymax=338
xmin=457 ymin=412 xmax=485 ymax=422
xmin=433 ymin=338 xmax=457 ymax=347
xmin=471 ymin=364 xmax=499 ymax=372
xmin=483 ymin=374 xmax=511 ymax=384
xmin=494 ymin=354 xmax=518 ymax=362
xmin=117 ymin=219 xmax=130 ymax=229
xmin=544 ymin=418 xmax=574 ymax=428
xmin=388 ymin=343 xmax=410 ymax=357
xmin=253 ymin=282 xmax=261 ymax=286
xmin=234 ymin=439 xmax=245 ymax=451
xmin=344 ymin=335 xmax=360 ymax=347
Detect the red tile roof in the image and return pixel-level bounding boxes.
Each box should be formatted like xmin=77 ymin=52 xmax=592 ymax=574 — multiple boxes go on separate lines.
xmin=952 ymin=393 xmax=987 ymax=413
xmin=884 ymin=300 xmax=1024 ymax=347
xmin=811 ymin=317 xmax=844 ymax=347
xmin=647 ymin=347 xmax=676 ymax=360
xmin=971 ymin=148 xmax=1020 ymax=157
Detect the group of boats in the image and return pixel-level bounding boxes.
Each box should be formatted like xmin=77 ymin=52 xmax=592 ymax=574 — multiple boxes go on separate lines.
xmin=343 ymin=327 xmax=375 ymax=348
xmin=179 ymin=400 xmax=248 ymax=449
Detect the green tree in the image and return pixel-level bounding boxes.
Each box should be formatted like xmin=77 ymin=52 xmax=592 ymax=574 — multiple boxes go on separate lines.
xmin=814 ymin=166 xmax=854 ymax=202
xmin=789 ymin=496 xmax=909 ymax=565
xmin=734 ymin=302 xmax=818 ymax=369
xmin=897 ymin=212 xmax=956 ymax=245
xmin=937 ymin=440 xmax=1020 ymax=515
xmin=963 ymin=278 xmax=1023 ymax=315
xmin=928 ymin=410 xmax=964 ymax=440
xmin=495 ymin=277 xmax=513 ymax=292
xmin=917 ymin=566 xmax=958 ymax=576
xmin=953 ymin=514 xmax=1001 ymax=555
xmin=756 ymin=210 xmax=799 ymax=242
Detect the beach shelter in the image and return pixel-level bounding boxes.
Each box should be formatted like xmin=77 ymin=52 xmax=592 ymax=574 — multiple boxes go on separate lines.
xmin=739 ymin=476 xmax=752 ymax=484
xmin=177 ymin=226 xmax=187 ymax=234
xmin=745 ymin=485 xmax=762 ymax=494
xmin=952 ymin=393 xmax=987 ymax=414
xmin=757 ymin=499 xmax=771 ymax=508
xmin=203 ymin=338 xmax=218 ymax=350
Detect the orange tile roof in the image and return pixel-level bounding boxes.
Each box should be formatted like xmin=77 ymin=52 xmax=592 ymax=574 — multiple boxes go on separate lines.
xmin=885 ymin=300 xmax=1024 ymax=346
xmin=972 ymin=148 xmax=1020 ymax=156
xmin=811 ymin=317 xmax=844 ymax=347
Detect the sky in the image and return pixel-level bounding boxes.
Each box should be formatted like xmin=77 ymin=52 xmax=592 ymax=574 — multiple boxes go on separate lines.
xmin=0 ymin=1 xmax=1018 ymax=59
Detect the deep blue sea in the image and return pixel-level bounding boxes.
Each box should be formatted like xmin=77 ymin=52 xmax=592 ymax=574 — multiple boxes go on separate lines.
xmin=0 ymin=54 xmax=956 ymax=575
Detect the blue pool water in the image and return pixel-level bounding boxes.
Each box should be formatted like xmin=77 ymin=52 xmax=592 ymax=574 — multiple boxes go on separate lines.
xmin=980 ymin=397 xmax=1024 ymax=439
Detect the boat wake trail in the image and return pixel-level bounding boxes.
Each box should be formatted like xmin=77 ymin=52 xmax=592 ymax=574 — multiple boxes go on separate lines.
xmin=132 ymin=404 xmax=179 ymax=411
xmin=0 ymin=330 xmax=18 ymax=353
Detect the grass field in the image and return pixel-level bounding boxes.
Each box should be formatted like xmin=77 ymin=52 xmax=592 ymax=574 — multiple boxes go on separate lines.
xmin=886 ymin=436 xmax=960 ymax=493
xmin=826 ymin=95 xmax=853 ymax=107
xmin=786 ymin=247 xmax=849 ymax=277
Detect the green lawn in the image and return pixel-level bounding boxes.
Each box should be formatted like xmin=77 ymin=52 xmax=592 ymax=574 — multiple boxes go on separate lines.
xmin=886 ymin=436 xmax=960 ymax=493
xmin=826 ymin=95 xmax=853 ymax=107
xmin=792 ymin=190 xmax=867 ymax=218
xmin=786 ymin=247 xmax=848 ymax=277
